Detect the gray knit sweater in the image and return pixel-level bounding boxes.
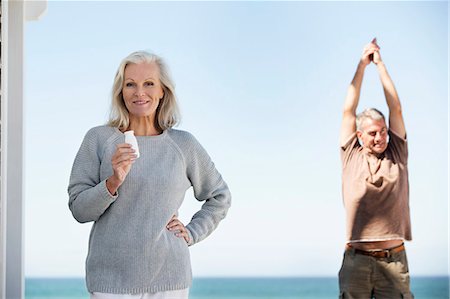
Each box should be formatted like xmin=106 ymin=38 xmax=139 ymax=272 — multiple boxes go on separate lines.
xmin=68 ymin=125 xmax=231 ymax=294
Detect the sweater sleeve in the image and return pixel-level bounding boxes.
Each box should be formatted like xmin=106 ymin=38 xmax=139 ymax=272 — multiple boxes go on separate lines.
xmin=68 ymin=128 xmax=118 ymax=223
xmin=183 ymin=134 xmax=231 ymax=246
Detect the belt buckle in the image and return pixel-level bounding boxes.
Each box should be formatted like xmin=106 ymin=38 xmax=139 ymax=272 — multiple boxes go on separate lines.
xmin=375 ymin=249 xmax=390 ymax=258
xmin=369 ymin=249 xmax=390 ymax=258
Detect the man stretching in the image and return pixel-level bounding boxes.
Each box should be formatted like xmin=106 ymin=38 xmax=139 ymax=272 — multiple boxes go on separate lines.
xmin=339 ymin=39 xmax=413 ymax=299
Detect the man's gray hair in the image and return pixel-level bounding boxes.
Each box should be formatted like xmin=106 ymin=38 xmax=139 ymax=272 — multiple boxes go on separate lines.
xmin=356 ymin=108 xmax=386 ymax=131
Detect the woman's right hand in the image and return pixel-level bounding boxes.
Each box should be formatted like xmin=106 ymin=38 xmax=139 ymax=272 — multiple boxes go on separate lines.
xmin=106 ymin=143 xmax=137 ymax=195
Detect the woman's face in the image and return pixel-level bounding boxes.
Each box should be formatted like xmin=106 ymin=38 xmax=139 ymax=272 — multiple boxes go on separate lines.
xmin=122 ymin=62 xmax=164 ymax=119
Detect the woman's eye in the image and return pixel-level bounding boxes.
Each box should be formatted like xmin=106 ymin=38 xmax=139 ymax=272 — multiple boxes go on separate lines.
xmin=125 ymin=82 xmax=134 ymax=87
xmin=144 ymin=82 xmax=154 ymax=86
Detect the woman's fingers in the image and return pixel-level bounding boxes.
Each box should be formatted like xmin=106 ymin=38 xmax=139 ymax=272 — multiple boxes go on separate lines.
xmin=109 ymin=143 xmax=137 ymax=184
xmin=167 ymin=218 xmax=190 ymax=243
xmin=167 ymin=223 xmax=184 ymax=231
xmin=116 ymin=143 xmax=133 ymax=151
xmin=176 ymin=231 xmax=190 ymax=243
xmin=113 ymin=154 xmax=137 ymax=165
xmin=112 ymin=144 xmax=137 ymax=165
xmin=166 ymin=217 xmax=182 ymax=230
xmin=166 ymin=215 xmax=178 ymax=226
xmin=113 ymin=144 xmax=136 ymax=160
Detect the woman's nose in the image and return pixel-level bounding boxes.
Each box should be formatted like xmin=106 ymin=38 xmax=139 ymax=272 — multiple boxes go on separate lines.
xmin=135 ymin=86 xmax=145 ymax=96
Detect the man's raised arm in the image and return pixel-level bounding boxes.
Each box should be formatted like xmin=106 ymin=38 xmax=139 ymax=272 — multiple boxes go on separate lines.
xmin=372 ymin=47 xmax=406 ymax=138
xmin=340 ymin=42 xmax=380 ymax=145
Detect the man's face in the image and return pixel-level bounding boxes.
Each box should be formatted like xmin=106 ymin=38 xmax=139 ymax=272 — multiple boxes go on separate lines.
xmin=357 ymin=118 xmax=388 ymax=154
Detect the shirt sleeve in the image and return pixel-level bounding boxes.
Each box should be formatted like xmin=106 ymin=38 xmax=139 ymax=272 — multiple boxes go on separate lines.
xmin=183 ymin=135 xmax=231 ymax=246
xmin=388 ymin=129 xmax=408 ymax=164
xmin=340 ymin=132 xmax=360 ymax=168
xmin=68 ymin=128 xmax=118 ymax=223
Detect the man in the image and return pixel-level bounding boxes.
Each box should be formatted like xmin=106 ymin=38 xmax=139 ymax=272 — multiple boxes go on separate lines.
xmin=339 ymin=39 xmax=413 ymax=299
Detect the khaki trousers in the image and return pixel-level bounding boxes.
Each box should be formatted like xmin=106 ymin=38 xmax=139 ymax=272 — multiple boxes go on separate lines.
xmin=338 ymin=248 xmax=414 ymax=299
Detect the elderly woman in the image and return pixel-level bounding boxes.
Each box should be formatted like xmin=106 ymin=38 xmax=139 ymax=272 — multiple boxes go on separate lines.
xmin=68 ymin=51 xmax=231 ymax=299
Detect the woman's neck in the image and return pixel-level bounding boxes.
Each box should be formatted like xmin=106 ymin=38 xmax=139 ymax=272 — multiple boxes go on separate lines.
xmin=127 ymin=116 xmax=162 ymax=136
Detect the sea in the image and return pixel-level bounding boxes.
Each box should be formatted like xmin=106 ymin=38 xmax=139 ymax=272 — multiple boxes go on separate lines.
xmin=25 ymin=277 xmax=449 ymax=299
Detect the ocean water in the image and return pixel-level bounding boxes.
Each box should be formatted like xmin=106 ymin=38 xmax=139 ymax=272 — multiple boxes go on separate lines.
xmin=25 ymin=277 xmax=449 ymax=299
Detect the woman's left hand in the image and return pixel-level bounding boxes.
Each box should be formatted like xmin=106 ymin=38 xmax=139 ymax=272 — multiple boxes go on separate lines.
xmin=167 ymin=215 xmax=190 ymax=244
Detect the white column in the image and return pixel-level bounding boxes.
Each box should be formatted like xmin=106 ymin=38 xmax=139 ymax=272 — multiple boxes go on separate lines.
xmin=0 ymin=0 xmax=6 ymax=296
xmin=4 ymin=0 xmax=25 ymax=298
xmin=1 ymin=1 xmax=47 ymax=297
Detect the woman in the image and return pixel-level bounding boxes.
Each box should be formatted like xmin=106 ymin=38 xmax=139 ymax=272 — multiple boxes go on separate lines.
xmin=68 ymin=51 xmax=231 ymax=299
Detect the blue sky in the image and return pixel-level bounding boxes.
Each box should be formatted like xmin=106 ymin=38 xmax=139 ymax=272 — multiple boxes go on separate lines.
xmin=24 ymin=1 xmax=448 ymax=277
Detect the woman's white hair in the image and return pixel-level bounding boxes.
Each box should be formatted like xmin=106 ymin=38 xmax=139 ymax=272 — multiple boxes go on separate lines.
xmin=107 ymin=51 xmax=180 ymax=131
xmin=356 ymin=108 xmax=386 ymax=131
